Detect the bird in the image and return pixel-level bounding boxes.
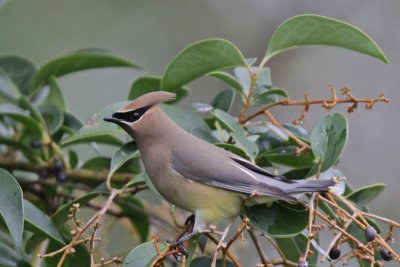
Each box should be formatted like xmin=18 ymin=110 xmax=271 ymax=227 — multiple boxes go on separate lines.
xmin=104 ymin=91 xmax=335 ymax=241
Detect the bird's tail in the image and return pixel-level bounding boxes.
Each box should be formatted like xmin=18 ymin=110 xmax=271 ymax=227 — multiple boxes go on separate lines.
xmin=284 ymin=179 xmax=336 ymax=194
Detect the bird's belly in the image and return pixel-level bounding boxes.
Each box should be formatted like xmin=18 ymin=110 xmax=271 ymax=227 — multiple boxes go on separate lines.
xmin=151 ymin=171 xmax=244 ymax=223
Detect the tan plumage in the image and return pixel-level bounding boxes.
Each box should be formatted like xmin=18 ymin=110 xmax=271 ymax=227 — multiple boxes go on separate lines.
xmin=104 ymin=91 xmax=335 ymax=231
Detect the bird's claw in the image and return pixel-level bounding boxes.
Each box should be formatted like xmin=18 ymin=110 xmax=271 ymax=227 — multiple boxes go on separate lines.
xmin=165 ymin=239 xmax=188 ymax=261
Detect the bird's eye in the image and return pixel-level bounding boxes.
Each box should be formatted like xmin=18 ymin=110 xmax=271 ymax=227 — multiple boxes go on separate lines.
xmin=112 ymin=106 xmax=151 ymax=123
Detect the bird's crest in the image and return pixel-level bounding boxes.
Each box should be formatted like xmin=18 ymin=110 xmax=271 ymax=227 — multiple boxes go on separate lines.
xmin=121 ymin=91 xmax=176 ymax=111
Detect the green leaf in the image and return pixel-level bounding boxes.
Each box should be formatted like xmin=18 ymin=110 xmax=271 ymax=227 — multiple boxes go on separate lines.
xmin=210 ymin=89 xmax=235 ymax=112
xmin=207 ymin=71 xmax=244 ymax=98
xmin=128 ymin=76 xmax=188 ymax=104
xmin=310 ymin=113 xmax=348 ymax=175
xmin=0 ymin=103 xmax=45 ymax=137
xmin=244 ymin=202 xmax=308 ymax=237
xmin=23 ymin=200 xmax=64 ymax=245
xmin=160 ymin=104 xmax=215 ymax=143
xmin=0 ymin=241 xmax=18 ymax=267
xmin=346 ymin=183 xmax=385 ymax=208
xmin=32 ymin=52 xmax=140 ymax=91
xmin=25 ymin=190 xmax=108 ymax=253
xmin=259 ymin=146 xmax=315 ymax=168
xmin=51 ymin=190 xmax=108 ymax=227
xmin=62 ymin=101 xmax=128 ymax=147
xmin=0 ymin=69 xmax=20 ymax=103
xmin=162 ymin=39 xmax=246 ymax=91
xmin=252 ymin=88 xmax=288 ymax=106
xmin=45 ymin=76 xmax=66 ymax=111
xmin=119 ymin=197 xmax=149 ymax=243
xmin=68 ymin=150 xmax=78 ymax=168
xmin=190 ymin=257 xmax=235 ymax=267
xmin=0 ymin=169 xmax=24 ymax=249
xmin=0 ymin=137 xmax=41 ymax=163
xmin=40 ymin=105 xmax=64 ymax=135
xmin=186 ymin=235 xmax=200 ymax=266
xmin=265 ymin=14 xmax=389 ymax=63
xmin=108 ymin=142 xmax=140 ymax=181
xmin=82 ymin=157 xmax=110 ymax=171
xmin=215 ymin=143 xmax=248 ymax=159
xmin=212 ymin=109 xmax=258 ymax=160
xmin=123 ymin=241 xmax=166 ymax=267
xmin=275 ymin=233 xmax=318 ymax=266
xmin=0 ymin=56 xmax=36 ymax=95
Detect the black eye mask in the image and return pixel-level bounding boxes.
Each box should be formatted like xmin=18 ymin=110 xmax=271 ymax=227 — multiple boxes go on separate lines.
xmin=112 ymin=106 xmax=151 ymax=123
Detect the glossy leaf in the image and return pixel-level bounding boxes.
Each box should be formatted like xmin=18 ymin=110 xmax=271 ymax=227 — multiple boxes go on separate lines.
xmin=0 ymin=242 xmax=18 ymax=267
xmin=207 ymin=71 xmax=244 ymax=98
xmin=0 ymin=69 xmax=20 ymax=103
xmin=108 ymin=142 xmax=140 ymax=181
xmin=68 ymin=150 xmax=78 ymax=168
xmin=160 ymin=104 xmax=215 ymax=142
xmin=346 ymin=183 xmax=385 ymax=208
xmin=252 ymin=88 xmax=288 ymax=106
xmin=0 ymin=103 xmax=45 ymax=136
xmin=162 ymin=39 xmax=246 ymax=91
xmin=234 ymin=67 xmax=251 ymax=95
xmin=0 ymin=169 xmax=24 ymax=249
xmin=119 ymin=197 xmax=149 ymax=242
xmin=212 ymin=109 xmax=258 ymax=160
xmin=275 ymin=233 xmax=318 ymax=266
xmin=190 ymin=256 xmax=235 ymax=267
xmin=51 ymin=190 xmax=108 ymax=227
xmin=46 ymin=76 xmax=66 ymax=111
xmin=310 ymin=113 xmax=348 ymax=174
xmin=265 ymin=14 xmax=389 ymax=63
xmin=123 ymin=241 xmax=166 ymax=267
xmin=62 ymin=101 xmax=128 ymax=147
xmin=128 ymin=76 xmax=188 ymax=104
xmin=245 ymin=202 xmax=308 ymax=237
xmin=0 ymin=55 xmax=36 ymax=95
xmin=215 ymin=143 xmax=248 ymax=158
xmin=32 ymin=52 xmax=139 ymax=91
xmin=259 ymin=146 xmax=314 ymax=168
xmin=40 ymin=105 xmax=64 ymax=135
xmin=23 ymin=200 xmax=64 ymax=245
xmin=0 ymin=137 xmax=41 ymax=163
xmin=210 ymin=89 xmax=235 ymax=112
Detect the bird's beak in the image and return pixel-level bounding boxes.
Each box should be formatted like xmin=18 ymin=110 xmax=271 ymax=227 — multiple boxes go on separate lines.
xmin=103 ymin=115 xmax=121 ymax=124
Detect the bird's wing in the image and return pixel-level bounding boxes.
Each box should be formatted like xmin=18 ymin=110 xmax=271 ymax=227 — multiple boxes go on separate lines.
xmin=170 ymin=144 xmax=296 ymax=201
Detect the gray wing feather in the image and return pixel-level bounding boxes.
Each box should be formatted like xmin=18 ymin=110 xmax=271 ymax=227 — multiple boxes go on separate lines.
xmin=170 ymin=146 xmax=296 ymax=201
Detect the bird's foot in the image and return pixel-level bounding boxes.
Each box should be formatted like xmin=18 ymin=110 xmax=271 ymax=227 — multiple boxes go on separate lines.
xmin=165 ymin=239 xmax=189 ymax=262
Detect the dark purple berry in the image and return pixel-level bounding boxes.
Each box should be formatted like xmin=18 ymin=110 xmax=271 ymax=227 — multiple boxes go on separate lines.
xmin=30 ymin=140 xmax=42 ymax=149
xmin=329 ymin=245 xmax=341 ymax=260
xmin=298 ymin=259 xmax=308 ymax=267
xmin=52 ymin=159 xmax=64 ymax=172
xmin=364 ymin=226 xmax=377 ymax=242
xmin=38 ymin=169 xmax=48 ymax=180
xmin=56 ymin=171 xmax=67 ymax=183
xmin=380 ymin=248 xmax=393 ymax=261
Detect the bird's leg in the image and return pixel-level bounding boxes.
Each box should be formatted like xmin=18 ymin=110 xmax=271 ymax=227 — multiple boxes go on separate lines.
xmin=165 ymin=214 xmax=196 ymax=261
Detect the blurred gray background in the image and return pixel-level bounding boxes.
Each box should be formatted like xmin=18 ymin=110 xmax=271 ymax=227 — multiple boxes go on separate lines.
xmin=1 ymin=1 xmax=399 ymax=265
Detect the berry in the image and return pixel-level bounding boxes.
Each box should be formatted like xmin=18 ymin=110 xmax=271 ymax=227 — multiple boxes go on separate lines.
xmin=38 ymin=169 xmax=48 ymax=180
xmin=329 ymin=245 xmax=341 ymax=260
xmin=30 ymin=140 xmax=42 ymax=149
xmin=53 ymin=159 xmax=64 ymax=172
xmin=56 ymin=171 xmax=67 ymax=183
xmin=380 ymin=248 xmax=393 ymax=261
xmin=364 ymin=226 xmax=377 ymax=242
xmin=297 ymin=259 xmax=308 ymax=267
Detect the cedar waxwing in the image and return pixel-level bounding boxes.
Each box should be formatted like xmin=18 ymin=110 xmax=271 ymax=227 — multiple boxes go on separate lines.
xmin=104 ymin=91 xmax=335 ymax=235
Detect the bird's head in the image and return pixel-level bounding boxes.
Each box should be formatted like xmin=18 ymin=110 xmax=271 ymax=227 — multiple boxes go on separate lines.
xmin=103 ymin=91 xmax=176 ymax=137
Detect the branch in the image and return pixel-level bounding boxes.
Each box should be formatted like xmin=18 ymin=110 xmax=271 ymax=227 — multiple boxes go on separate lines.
xmin=0 ymin=157 xmax=135 ymax=183
xmin=242 ymin=86 xmax=389 ymax=123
